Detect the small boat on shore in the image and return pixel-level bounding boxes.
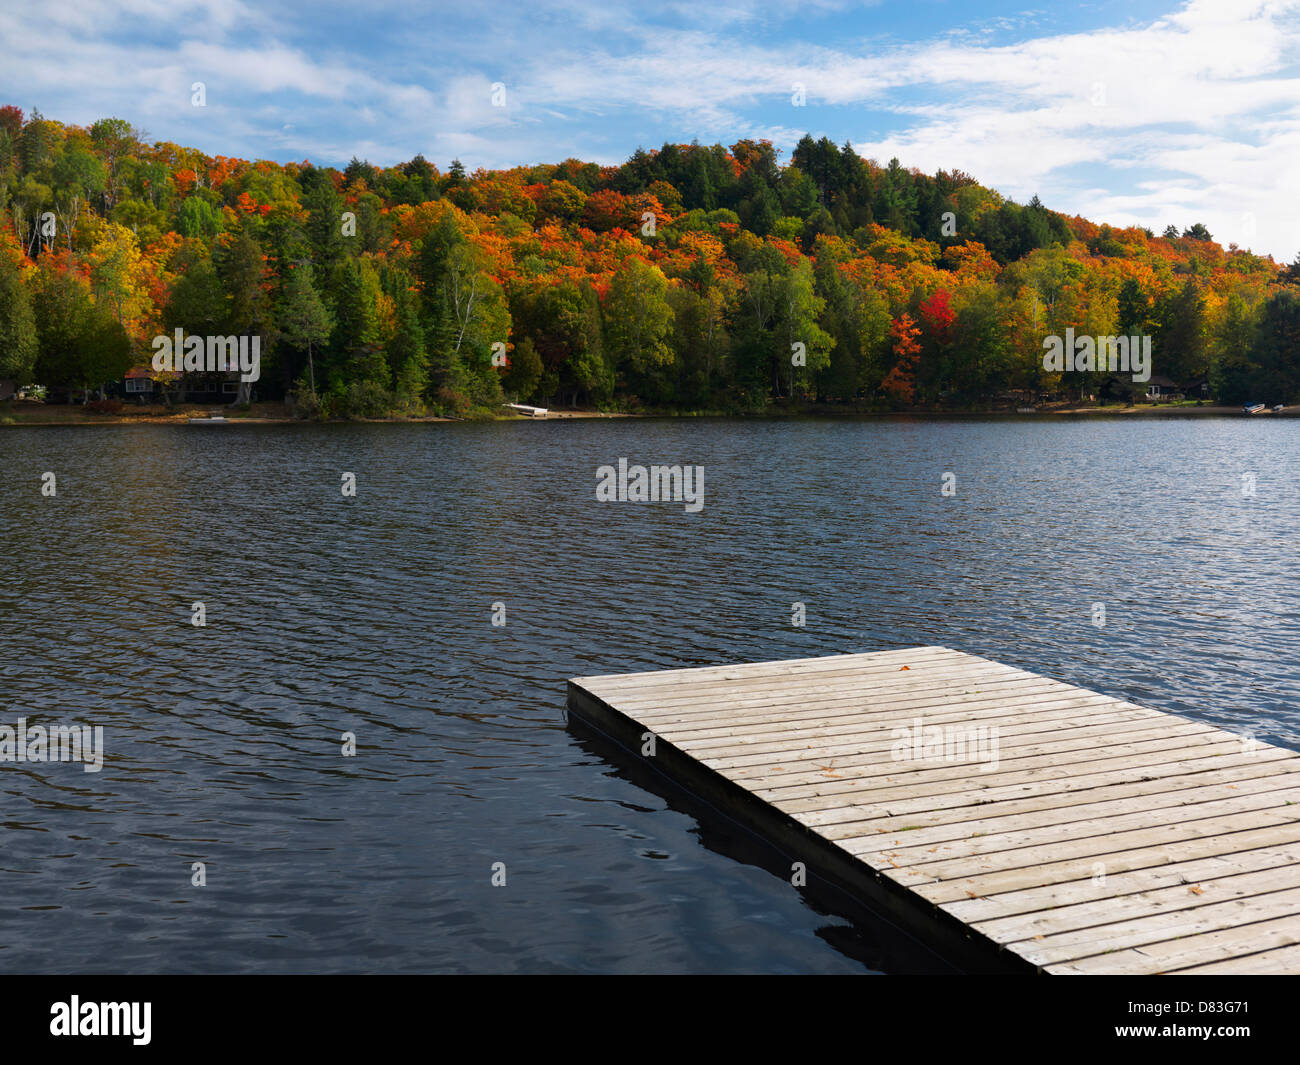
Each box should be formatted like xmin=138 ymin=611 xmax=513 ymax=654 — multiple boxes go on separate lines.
xmin=187 ymin=416 xmax=228 ymax=425
xmin=1244 ymin=403 xmax=1266 ymax=414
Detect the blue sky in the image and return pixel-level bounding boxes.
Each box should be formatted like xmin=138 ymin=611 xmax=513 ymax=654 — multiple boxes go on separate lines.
xmin=3 ymin=0 xmax=1300 ymax=258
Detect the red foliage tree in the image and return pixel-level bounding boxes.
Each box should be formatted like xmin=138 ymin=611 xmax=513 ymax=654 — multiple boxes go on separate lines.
xmin=0 ymin=105 xmax=22 ymax=139
xmin=881 ymin=312 xmax=923 ymax=404
xmin=918 ymin=288 xmax=955 ymax=342
xmin=582 ymin=189 xmax=631 ymax=233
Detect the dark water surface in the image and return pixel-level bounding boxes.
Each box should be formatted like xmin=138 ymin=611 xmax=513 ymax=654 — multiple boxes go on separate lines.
xmin=1 ymin=417 xmax=1297 ymax=973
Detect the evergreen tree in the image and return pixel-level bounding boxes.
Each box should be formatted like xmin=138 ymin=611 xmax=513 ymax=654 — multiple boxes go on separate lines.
xmin=278 ymin=263 xmax=332 ymax=399
xmin=0 ymin=247 xmax=38 ymax=384
xmin=502 ymin=335 xmax=542 ymax=401
xmin=1250 ymin=290 xmax=1300 ymax=402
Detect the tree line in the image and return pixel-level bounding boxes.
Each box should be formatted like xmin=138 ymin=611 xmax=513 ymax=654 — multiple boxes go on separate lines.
xmin=2 ymin=107 xmax=1298 ymax=415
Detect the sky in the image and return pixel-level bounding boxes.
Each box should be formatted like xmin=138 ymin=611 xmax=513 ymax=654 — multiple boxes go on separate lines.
xmin=2 ymin=0 xmax=1300 ymax=258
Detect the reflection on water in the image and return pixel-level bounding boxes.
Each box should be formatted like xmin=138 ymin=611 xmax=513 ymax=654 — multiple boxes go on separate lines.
xmin=0 ymin=417 xmax=1296 ymax=972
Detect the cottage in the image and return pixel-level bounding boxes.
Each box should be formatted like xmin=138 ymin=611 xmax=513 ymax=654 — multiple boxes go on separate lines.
xmin=1144 ymin=375 xmax=1182 ymax=401
xmin=177 ymin=374 xmax=243 ymax=402
xmin=109 ymin=367 xmax=244 ymax=404
xmin=118 ymin=366 xmax=155 ymax=402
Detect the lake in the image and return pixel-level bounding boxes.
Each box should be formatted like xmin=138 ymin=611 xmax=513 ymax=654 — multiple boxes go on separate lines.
xmin=1 ymin=416 xmax=1297 ymax=973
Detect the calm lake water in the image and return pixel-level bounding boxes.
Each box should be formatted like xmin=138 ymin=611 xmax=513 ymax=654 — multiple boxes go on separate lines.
xmin=1 ymin=416 xmax=1297 ymax=973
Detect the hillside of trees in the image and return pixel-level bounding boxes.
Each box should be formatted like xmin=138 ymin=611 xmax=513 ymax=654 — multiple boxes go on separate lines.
xmin=1 ymin=105 xmax=1298 ymax=416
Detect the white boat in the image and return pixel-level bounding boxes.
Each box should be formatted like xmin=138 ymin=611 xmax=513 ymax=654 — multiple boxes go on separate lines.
xmin=1244 ymin=403 xmax=1266 ymax=414
xmin=504 ymin=403 xmax=548 ymax=417
xmin=187 ymin=416 xmax=228 ymax=424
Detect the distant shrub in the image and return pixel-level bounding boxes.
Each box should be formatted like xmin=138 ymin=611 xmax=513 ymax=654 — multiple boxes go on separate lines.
xmin=289 ymin=379 xmax=323 ymax=420
xmin=388 ymin=390 xmax=427 ymax=418
xmin=341 ymin=380 xmax=392 ymax=419
xmin=433 ymin=387 xmax=471 ymax=419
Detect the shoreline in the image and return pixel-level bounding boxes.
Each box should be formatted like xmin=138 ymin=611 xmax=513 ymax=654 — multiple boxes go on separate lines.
xmin=0 ymin=403 xmax=642 ymax=427
xmin=0 ymin=402 xmax=1292 ymax=427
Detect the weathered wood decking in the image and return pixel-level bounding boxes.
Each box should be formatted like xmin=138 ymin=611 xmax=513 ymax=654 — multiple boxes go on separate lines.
xmin=568 ymin=646 xmax=1300 ymax=974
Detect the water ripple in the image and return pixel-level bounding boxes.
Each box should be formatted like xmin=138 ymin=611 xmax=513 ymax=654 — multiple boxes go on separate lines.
xmin=0 ymin=417 xmax=1296 ymax=972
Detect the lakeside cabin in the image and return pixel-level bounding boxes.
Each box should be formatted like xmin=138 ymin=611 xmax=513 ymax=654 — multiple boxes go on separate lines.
xmin=19 ymin=367 xmax=245 ymax=405
xmin=119 ymin=366 xmax=155 ymax=400
xmin=1143 ymin=375 xmax=1182 ymax=401
xmin=108 ymin=367 xmax=245 ymax=405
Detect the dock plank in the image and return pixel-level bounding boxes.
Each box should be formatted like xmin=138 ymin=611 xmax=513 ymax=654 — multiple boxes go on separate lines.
xmin=568 ymin=646 xmax=1300 ymax=974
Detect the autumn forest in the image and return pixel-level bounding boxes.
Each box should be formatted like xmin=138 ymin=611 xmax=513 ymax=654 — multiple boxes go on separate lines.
xmin=1 ymin=105 xmax=1298 ymax=417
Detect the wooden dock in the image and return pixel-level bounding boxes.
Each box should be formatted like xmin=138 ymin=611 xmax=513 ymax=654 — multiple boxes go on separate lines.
xmin=568 ymin=646 xmax=1300 ymax=974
